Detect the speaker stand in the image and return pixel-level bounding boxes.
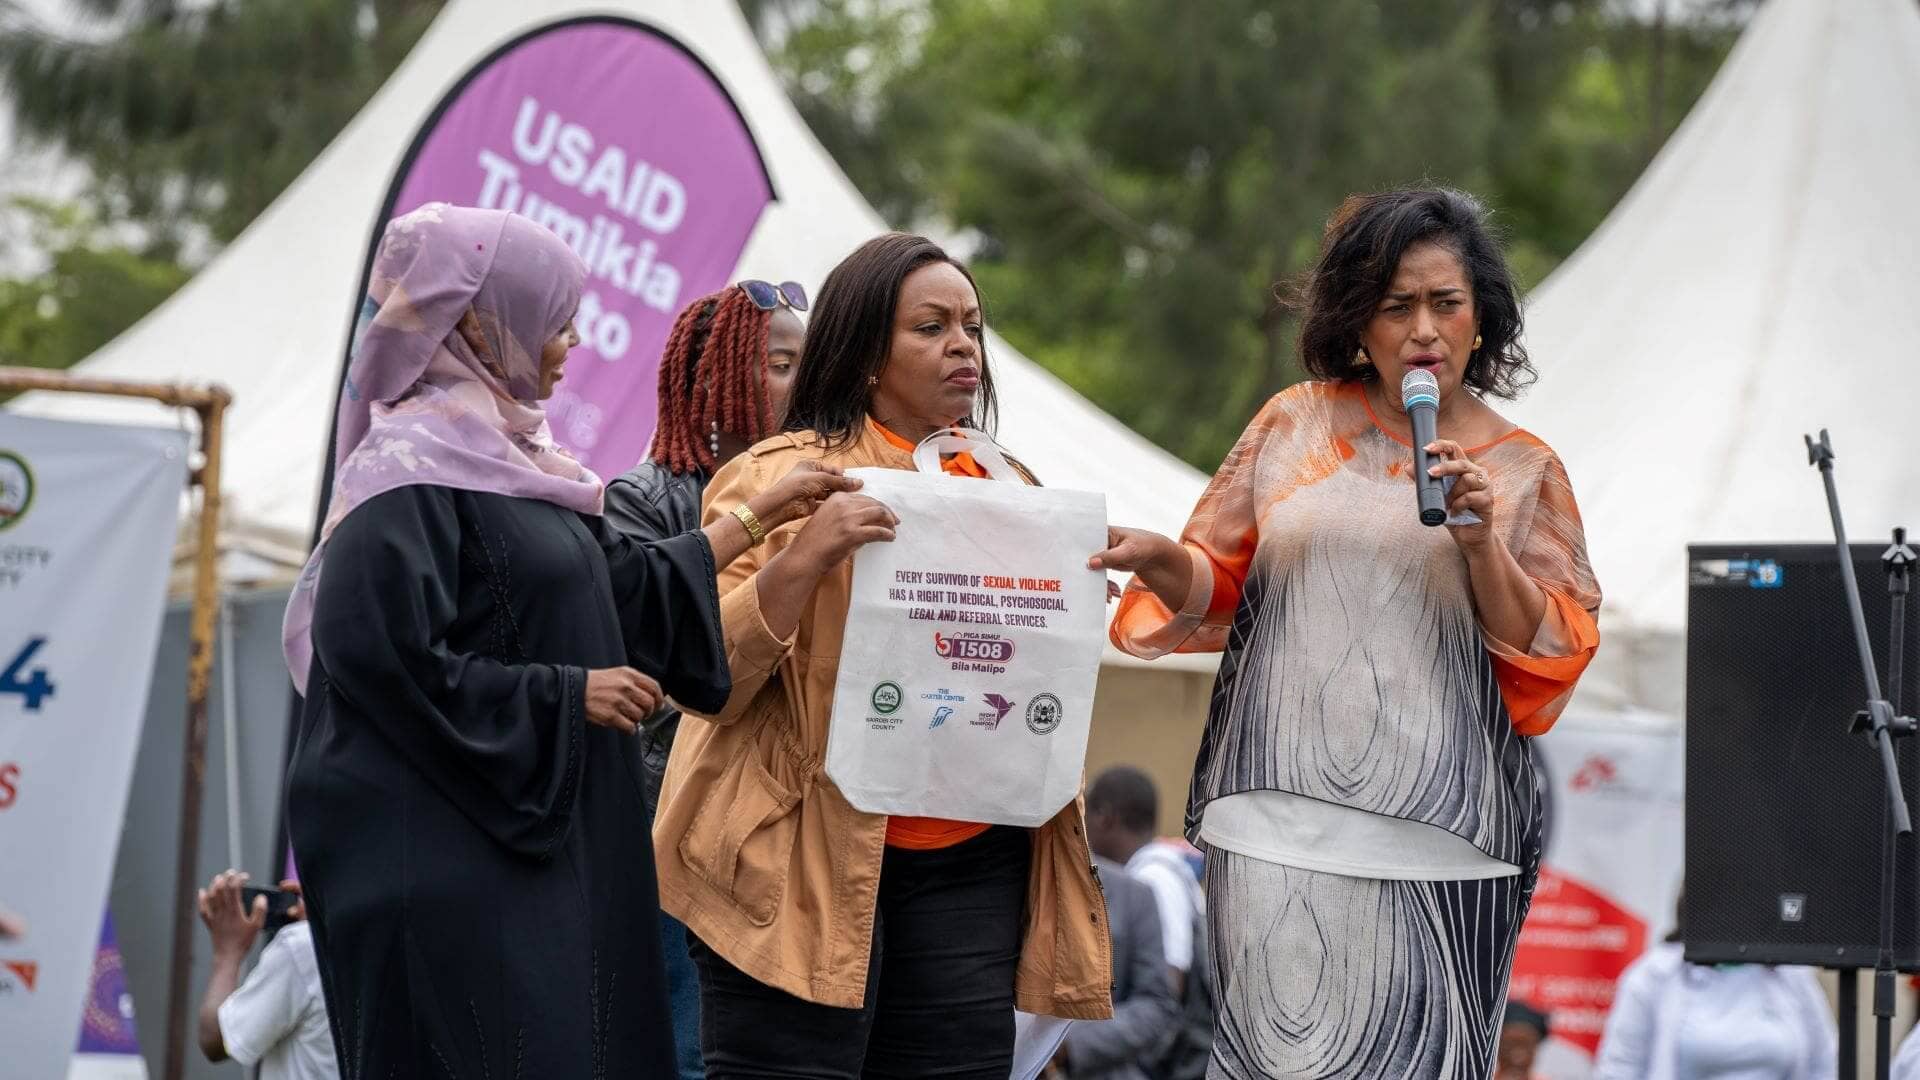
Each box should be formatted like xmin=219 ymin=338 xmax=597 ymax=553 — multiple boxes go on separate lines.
xmin=1808 ymin=430 xmax=1916 ymax=1080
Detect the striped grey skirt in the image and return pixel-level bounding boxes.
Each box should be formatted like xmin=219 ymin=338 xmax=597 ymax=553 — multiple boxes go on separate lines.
xmin=1204 ymin=850 xmax=1533 ymax=1079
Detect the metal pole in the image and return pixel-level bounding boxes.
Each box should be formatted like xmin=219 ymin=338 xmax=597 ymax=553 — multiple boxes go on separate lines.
xmin=1877 ymin=531 xmax=1912 ymax=1080
xmin=220 ymin=599 xmax=243 ymax=871
xmin=1807 ymin=432 xmax=1918 ymax=1080
xmin=1809 ymin=431 xmax=1910 ymax=832
xmin=1889 ymin=526 xmax=1911 ymax=736
xmin=1841 ymin=971 xmax=1860 ymax=1079
xmin=162 ymin=389 xmax=229 ymax=1080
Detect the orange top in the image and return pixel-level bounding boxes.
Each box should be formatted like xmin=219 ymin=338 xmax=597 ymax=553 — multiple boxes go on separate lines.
xmin=1110 ymin=380 xmax=1601 ymax=736
xmin=869 ymin=419 xmax=995 ymax=850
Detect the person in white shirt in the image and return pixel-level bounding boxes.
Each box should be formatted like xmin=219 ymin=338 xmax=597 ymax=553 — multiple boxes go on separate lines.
xmin=1894 ymin=1014 xmax=1920 ymax=1080
xmin=196 ymin=869 xmax=338 ymax=1080
xmin=1595 ymin=929 xmax=1835 ymax=1080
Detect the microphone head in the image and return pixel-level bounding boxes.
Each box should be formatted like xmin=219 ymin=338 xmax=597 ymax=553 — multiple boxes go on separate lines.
xmin=1400 ymin=368 xmax=1440 ymax=410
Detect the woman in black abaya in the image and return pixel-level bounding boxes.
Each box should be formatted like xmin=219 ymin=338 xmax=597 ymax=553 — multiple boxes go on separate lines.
xmin=281 ymin=203 xmax=849 ymax=1077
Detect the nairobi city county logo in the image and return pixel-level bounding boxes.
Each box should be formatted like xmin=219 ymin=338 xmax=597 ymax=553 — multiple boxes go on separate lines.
xmin=870 ymin=682 xmax=903 ymax=715
xmin=1026 ymin=693 xmax=1063 ymax=735
xmin=0 ymin=452 xmax=32 ymax=532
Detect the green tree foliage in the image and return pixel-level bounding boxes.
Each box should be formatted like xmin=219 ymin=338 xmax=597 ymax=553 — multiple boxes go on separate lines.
xmin=0 ymin=0 xmax=1742 ymax=468
xmin=0 ymin=197 xmax=189 ymax=372
xmin=0 ymin=0 xmax=441 ymax=371
xmin=0 ymin=0 xmax=442 ymax=247
xmin=755 ymin=0 xmax=1744 ymax=468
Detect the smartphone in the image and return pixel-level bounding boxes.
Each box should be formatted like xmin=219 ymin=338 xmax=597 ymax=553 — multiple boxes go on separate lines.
xmin=239 ymin=884 xmax=297 ymax=931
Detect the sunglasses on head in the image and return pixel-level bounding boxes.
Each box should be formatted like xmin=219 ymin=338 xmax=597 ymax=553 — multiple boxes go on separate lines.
xmin=738 ymin=279 xmax=809 ymax=313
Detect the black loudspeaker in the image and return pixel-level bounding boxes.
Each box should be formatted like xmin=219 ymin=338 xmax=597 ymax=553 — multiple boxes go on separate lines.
xmin=1685 ymin=542 xmax=1920 ymax=969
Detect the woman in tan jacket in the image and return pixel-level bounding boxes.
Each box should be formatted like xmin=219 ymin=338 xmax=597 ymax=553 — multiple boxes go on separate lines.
xmin=655 ymin=233 xmax=1113 ymax=1078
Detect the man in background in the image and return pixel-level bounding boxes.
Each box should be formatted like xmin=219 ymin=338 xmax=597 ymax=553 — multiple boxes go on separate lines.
xmin=197 ymin=869 xmax=337 ymax=1080
xmin=1085 ymin=766 xmax=1212 ymax=1077
xmin=1086 ymin=768 xmax=1201 ymax=993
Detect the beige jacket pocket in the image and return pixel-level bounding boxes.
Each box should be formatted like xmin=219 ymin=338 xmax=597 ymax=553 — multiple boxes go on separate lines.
xmin=678 ymin=748 xmax=801 ymax=926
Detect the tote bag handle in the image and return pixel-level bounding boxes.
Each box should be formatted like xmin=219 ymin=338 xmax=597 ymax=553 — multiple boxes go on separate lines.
xmin=911 ymin=427 xmax=1024 ymax=483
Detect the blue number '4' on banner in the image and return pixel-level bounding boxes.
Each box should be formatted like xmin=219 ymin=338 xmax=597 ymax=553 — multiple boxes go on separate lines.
xmin=0 ymin=638 xmax=55 ymax=711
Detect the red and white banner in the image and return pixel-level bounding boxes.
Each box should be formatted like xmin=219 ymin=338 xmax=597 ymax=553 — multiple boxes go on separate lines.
xmin=1512 ymin=713 xmax=1685 ymax=1078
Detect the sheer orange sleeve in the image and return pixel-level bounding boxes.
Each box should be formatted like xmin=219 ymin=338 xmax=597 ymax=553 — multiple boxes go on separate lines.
xmin=1482 ymin=450 xmax=1603 ymax=735
xmin=1110 ymin=395 xmax=1326 ymax=657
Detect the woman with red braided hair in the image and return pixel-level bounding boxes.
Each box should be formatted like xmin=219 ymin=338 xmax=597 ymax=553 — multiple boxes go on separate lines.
xmin=636 ymin=279 xmax=809 ymax=482
xmin=604 ymin=278 xmax=810 ymax=1080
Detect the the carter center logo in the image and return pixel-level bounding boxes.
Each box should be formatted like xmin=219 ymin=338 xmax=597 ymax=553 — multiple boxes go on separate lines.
xmin=1026 ymin=693 xmax=1063 ymax=735
xmin=870 ymin=682 xmax=902 ymax=715
xmin=920 ymin=687 xmax=965 ymax=729
xmin=0 ymin=451 xmax=33 ymax=532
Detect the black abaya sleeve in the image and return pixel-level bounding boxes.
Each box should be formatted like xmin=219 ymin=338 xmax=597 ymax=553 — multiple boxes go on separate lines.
xmin=587 ymin=516 xmax=731 ymax=716
xmin=311 ymin=485 xmax=583 ymax=860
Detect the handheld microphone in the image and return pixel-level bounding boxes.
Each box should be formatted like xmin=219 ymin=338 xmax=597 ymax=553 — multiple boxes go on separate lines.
xmin=1402 ymin=369 xmax=1447 ymax=526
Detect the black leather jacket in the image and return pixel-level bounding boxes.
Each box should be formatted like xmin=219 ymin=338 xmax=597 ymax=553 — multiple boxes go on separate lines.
xmin=602 ymin=458 xmax=708 ymax=816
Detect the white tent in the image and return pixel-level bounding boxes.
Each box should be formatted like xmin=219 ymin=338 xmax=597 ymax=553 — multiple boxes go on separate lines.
xmin=4 ymin=0 xmax=1214 ymax=675
xmin=1509 ymin=0 xmax=1920 ymax=721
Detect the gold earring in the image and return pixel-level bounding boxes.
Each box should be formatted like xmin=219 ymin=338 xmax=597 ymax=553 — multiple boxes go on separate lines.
xmin=1472 ymin=334 xmax=1483 ymax=351
xmin=1354 ymin=348 xmax=1369 ymax=368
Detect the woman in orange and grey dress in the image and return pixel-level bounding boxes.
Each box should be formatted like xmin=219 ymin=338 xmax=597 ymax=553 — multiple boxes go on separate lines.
xmin=1091 ymin=188 xmax=1602 ymax=1079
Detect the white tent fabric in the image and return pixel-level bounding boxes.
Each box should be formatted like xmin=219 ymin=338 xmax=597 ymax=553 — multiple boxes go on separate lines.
xmin=5 ymin=0 xmax=1212 ymax=669
xmin=1508 ymin=0 xmax=1920 ymax=717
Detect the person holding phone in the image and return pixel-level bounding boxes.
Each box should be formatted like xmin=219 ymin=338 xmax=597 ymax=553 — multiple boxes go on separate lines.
xmin=196 ymin=869 xmax=338 ymax=1080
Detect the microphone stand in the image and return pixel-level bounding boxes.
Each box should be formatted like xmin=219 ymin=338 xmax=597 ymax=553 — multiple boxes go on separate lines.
xmin=1807 ymin=430 xmax=1915 ymax=1080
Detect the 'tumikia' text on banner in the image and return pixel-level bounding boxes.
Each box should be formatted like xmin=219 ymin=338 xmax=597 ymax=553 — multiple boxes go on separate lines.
xmin=375 ymin=18 xmax=775 ymax=479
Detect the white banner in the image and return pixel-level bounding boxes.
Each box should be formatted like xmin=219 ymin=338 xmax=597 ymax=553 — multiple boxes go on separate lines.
xmin=1510 ymin=711 xmax=1686 ymax=1078
xmin=0 ymin=413 xmax=186 ymax=1080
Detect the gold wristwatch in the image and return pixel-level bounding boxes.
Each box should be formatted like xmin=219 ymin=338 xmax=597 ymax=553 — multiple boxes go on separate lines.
xmin=731 ymin=503 xmax=769 ymax=547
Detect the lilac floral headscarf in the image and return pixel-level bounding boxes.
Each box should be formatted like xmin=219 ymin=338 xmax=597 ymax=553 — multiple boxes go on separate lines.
xmin=283 ymin=202 xmax=603 ymax=690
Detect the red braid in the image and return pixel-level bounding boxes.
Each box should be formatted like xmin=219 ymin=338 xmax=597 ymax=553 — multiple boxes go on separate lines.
xmin=652 ymin=295 xmax=712 ymax=475
xmin=652 ymin=286 xmax=775 ymax=475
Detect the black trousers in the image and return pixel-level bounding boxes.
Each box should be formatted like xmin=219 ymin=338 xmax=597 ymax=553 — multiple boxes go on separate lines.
xmin=691 ymin=824 xmax=1031 ymax=1079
